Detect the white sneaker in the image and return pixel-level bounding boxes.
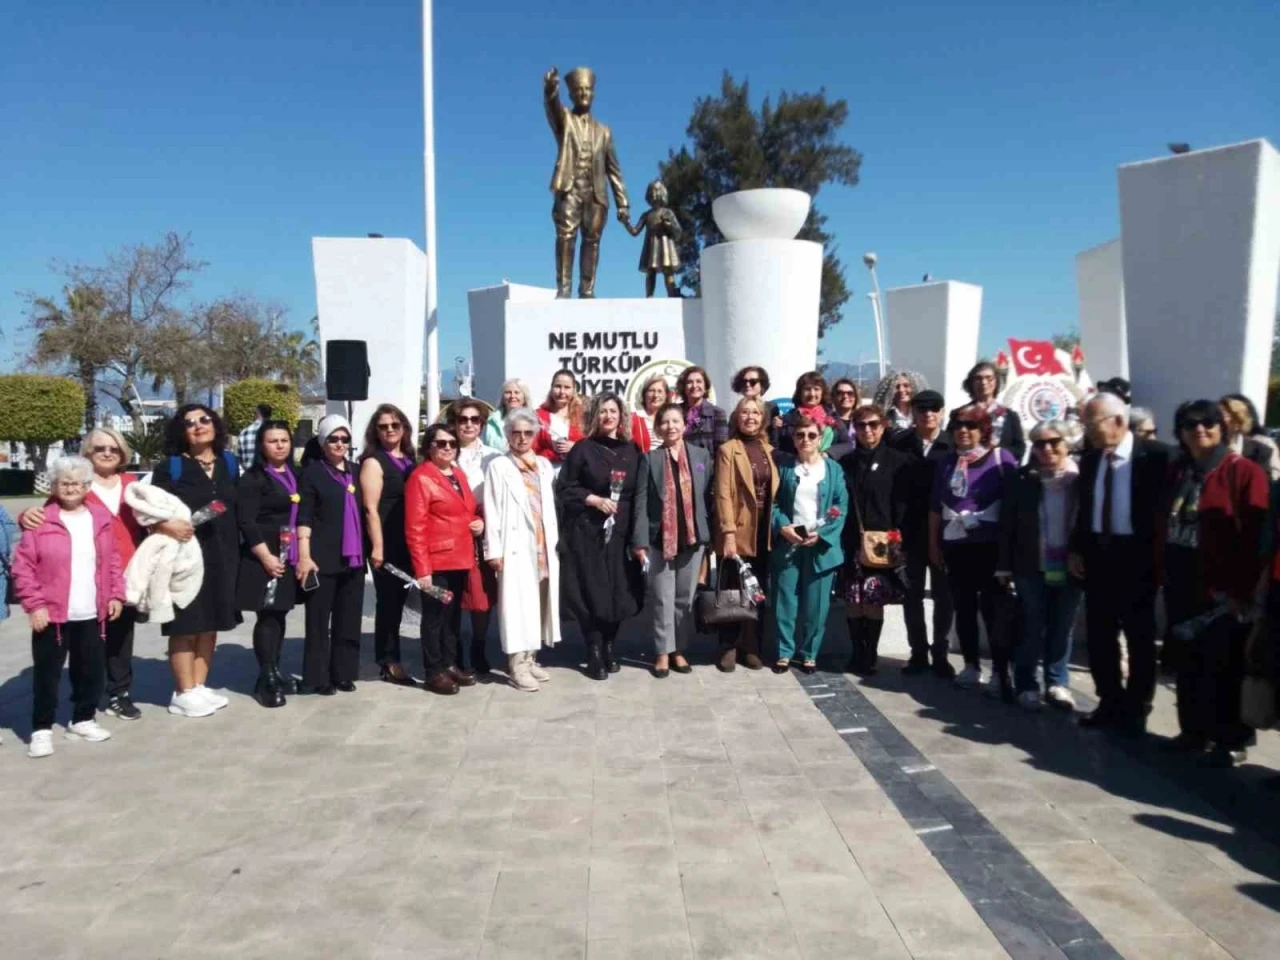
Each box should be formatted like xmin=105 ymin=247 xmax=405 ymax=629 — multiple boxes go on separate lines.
xmin=527 ymin=654 xmax=551 ymax=683
xmin=65 ymin=719 xmax=113 ymax=742
xmin=28 ymin=730 xmax=54 ymax=758
xmin=168 ymin=690 xmax=217 ymax=718
xmin=508 ymin=654 xmax=539 ymax=693
xmin=1046 ymin=685 xmax=1075 ymax=711
xmin=193 ymin=685 xmax=229 ymax=710
xmin=955 ymin=664 xmax=984 ymax=688
xmin=1017 ymin=691 xmax=1044 ymax=711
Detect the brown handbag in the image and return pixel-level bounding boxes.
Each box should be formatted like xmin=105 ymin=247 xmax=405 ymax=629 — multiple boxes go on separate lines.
xmin=852 ymin=493 xmax=900 ymax=569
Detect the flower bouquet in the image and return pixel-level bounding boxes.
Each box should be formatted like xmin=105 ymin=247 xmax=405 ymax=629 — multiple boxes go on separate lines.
xmin=602 ymin=470 xmax=627 ymax=544
xmin=383 ymin=562 xmax=455 ymax=631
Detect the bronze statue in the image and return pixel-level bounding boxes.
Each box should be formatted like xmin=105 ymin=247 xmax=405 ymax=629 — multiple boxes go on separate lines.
xmin=544 ymin=66 xmax=629 ymax=298
xmin=623 ymin=181 xmax=683 ymax=298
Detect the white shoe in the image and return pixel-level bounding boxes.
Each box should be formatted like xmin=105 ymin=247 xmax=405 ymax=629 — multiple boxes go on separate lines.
xmin=509 ymin=654 xmax=539 ymax=693
xmin=955 ymin=664 xmax=984 ymax=688
xmin=193 ymin=685 xmax=229 ymax=710
xmin=28 ymin=730 xmax=54 ymax=758
xmin=527 ymin=654 xmax=551 ymax=683
xmin=1046 ymin=685 xmax=1075 ymax=711
xmin=168 ymin=690 xmax=217 ymax=718
xmin=1017 ymin=691 xmax=1043 ymax=711
xmin=65 ymin=719 xmax=113 ymax=742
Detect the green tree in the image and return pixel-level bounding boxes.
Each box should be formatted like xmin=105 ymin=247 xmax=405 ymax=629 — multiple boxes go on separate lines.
xmin=0 ymin=374 xmax=86 ymax=474
xmin=1050 ymin=330 xmax=1081 ymax=352
xmin=26 ymin=284 xmax=116 ymax=431
xmin=275 ymin=328 xmax=323 ymax=393
xmin=658 ymin=72 xmax=862 ymax=337
xmin=223 ymin=379 xmax=301 ymax=432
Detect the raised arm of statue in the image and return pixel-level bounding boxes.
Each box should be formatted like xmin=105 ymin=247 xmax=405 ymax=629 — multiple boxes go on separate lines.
xmin=543 ymin=67 xmax=565 ymax=140
xmin=604 ymin=131 xmax=629 ymax=213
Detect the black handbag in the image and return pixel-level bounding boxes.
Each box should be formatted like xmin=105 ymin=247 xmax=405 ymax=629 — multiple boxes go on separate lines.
xmin=2 ymin=553 xmax=15 ymax=607
xmin=696 ymin=559 xmax=759 ymax=628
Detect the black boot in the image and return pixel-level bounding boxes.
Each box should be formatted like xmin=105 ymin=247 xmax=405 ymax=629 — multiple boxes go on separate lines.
xmin=586 ymin=639 xmax=608 ymax=681
xmin=269 ymin=663 xmax=296 ymax=695
xmin=862 ymin=619 xmax=884 ymax=676
xmin=603 ymin=639 xmax=621 ymax=674
xmin=255 ymin=669 xmax=286 ymax=708
xmin=846 ymin=618 xmax=866 ymax=674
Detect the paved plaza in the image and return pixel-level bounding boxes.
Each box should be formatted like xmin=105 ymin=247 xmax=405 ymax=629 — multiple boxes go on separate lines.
xmin=2 ymin=502 xmax=1279 ymax=959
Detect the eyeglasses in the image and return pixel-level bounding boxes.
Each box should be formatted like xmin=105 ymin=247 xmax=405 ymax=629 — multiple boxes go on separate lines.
xmin=795 ymin=430 xmax=821 ymax=441
xmin=433 ymin=439 xmax=458 ymax=449
xmin=184 ymin=415 xmax=213 ymax=429
xmin=54 ymin=480 xmax=87 ymax=490
xmin=1136 ymin=427 xmax=1157 ymax=439
xmin=455 ymin=415 xmax=482 ymax=425
xmin=854 ymin=420 xmax=883 ymax=430
xmin=376 ymin=422 xmax=402 ymax=433
xmin=91 ymin=445 xmax=121 ymax=455
xmin=834 ymin=389 xmax=856 ymax=398
xmin=742 ymin=377 xmax=761 ymax=387
xmin=325 ymin=435 xmax=351 ymax=446
xmin=1032 ymin=438 xmax=1064 ymax=449
xmin=952 ymin=420 xmax=982 ymax=430
xmin=973 ymin=374 xmax=996 ymax=383
xmin=509 ymin=429 xmax=535 ymax=438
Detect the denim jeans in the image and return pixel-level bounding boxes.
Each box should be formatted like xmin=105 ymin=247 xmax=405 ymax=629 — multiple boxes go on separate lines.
xmin=1014 ymin=576 xmax=1081 ymax=692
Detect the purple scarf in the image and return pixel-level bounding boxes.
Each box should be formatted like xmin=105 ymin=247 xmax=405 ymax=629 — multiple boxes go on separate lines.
xmin=386 ymin=450 xmax=413 ymax=474
xmin=264 ymin=466 xmax=300 ymax=564
xmin=324 ymin=463 xmax=364 ymax=568
xmin=685 ymin=401 xmax=703 ymax=433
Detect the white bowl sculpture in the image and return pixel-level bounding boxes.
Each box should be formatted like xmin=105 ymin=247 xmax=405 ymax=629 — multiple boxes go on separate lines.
xmin=712 ymin=188 xmax=812 ymax=241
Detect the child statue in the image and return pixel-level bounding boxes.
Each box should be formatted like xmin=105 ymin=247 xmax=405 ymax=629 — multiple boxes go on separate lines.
xmin=623 ymin=181 xmax=683 ymax=298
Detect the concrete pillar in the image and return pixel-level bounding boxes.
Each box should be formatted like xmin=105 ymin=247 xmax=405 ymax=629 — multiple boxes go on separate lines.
xmin=1075 ymin=239 xmax=1129 ymax=384
xmin=883 ymin=281 xmax=983 ymax=414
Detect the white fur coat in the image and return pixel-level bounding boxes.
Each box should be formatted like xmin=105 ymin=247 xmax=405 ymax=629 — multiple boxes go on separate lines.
xmin=123 ymin=482 xmax=204 ymax=625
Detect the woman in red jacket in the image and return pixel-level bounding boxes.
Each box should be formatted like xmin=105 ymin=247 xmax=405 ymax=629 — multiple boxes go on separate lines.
xmin=405 ymin=423 xmax=484 ymax=696
xmin=1162 ymin=400 xmax=1269 ymax=767
xmin=19 ymin=427 xmax=149 ymax=721
xmin=533 ymin=371 xmax=584 ymax=476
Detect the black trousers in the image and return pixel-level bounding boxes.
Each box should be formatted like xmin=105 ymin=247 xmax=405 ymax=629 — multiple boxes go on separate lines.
xmin=903 ymin=543 xmax=954 ymax=663
xmin=942 ymin=541 xmax=1001 ymax=668
xmin=372 ymin=566 xmax=408 ymax=666
xmin=32 ymin=619 xmax=105 ymax=730
xmin=253 ymin=610 xmax=287 ymax=669
xmin=1175 ymin=615 xmax=1252 ymax=748
xmin=1084 ymin=538 xmax=1157 ymax=716
xmin=303 ymin=570 xmax=363 ymax=688
xmin=420 ymin=569 xmax=467 ymax=677
xmin=104 ymin=607 xmax=136 ymax=698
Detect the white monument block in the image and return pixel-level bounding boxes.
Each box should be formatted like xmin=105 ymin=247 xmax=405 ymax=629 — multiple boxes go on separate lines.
xmin=467 ymin=282 xmax=560 ymax=402
xmin=700 ymin=189 xmax=822 ymax=401
xmin=312 ymin=237 xmax=426 ymax=448
xmin=1119 ymin=138 xmax=1280 ymax=426
xmin=884 ymin=281 xmax=983 ymax=413
xmin=1075 ymin=239 xmax=1128 ymax=383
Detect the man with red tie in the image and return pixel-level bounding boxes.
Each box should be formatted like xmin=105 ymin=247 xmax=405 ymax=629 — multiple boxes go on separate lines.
xmin=1069 ymin=393 xmax=1171 ymax=736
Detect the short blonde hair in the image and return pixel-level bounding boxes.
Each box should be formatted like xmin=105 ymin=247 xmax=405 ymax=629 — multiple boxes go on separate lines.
xmin=730 ymin=397 xmax=769 ymax=440
xmin=85 ymin=427 xmax=131 ymax=472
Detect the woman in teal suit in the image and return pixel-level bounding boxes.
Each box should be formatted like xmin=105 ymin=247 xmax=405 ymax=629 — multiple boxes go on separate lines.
xmin=771 ymin=414 xmax=848 ymax=673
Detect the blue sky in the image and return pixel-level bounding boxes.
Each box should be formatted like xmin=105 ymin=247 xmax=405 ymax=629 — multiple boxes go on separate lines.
xmin=2 ymin=0 xmax=1277 ymax=388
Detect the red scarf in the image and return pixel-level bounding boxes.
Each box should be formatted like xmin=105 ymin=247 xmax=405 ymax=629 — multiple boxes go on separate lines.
xmin=662 ymin=444 xmax=698 ymax=560
xmin=796 ymin=404 xmax=830 ymax=426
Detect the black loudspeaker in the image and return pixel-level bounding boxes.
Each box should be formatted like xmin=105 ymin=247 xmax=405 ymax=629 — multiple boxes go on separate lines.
xmin=326 ymin=339 xmax=370 ymax=401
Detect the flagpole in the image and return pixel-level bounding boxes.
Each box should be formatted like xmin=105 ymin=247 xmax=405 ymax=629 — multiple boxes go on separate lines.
xmin=422 ymin=0 xmax=440 ymax=424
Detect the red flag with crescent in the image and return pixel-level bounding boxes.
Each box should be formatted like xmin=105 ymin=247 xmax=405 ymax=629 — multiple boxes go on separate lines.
xmin=1007 ymin=339 xmax=1065 ymax=376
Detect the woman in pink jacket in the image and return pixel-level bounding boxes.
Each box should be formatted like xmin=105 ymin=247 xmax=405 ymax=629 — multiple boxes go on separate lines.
xmin=10 ymin=456 xmax=125 ymax=759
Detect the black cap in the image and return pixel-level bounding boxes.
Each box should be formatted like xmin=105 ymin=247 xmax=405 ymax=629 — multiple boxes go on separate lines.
xmin=912 ymin=389 xmax=945 ymax=411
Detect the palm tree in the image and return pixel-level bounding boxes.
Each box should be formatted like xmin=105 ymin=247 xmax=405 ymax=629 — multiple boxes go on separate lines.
xmin=28 ymin=284 xmax=115 ymax=431
xmin=277 ymin=328 xmax=322 ymax=392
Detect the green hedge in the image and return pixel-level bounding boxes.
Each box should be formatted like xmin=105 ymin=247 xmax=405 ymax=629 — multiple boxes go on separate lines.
xmin=0 ymin=374 xmax=85 ymax=442
xmin=223 ymin=379 xmax=301 ymax=432
xmin=1268 ymin=376 xmax=1280 ymax=428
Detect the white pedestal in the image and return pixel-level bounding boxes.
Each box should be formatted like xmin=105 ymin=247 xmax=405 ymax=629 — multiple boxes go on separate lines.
xmin=1119 ymin=139 xmax=1280 ymax=426
xmin=699 ymin=239 xmax=822 ymax=404
xmin=883 ymin=281 xmax=983 ymax=413
xmin=477 ymin=296 xmax=704 ymax=405
xmin=312 ymin=238 xmax=426 ymax=451
xmin=1075 ymin=239 xmax=1128 ymax=384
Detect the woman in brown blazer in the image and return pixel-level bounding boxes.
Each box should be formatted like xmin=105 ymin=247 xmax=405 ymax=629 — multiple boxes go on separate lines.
xmin=714 ymin=397 xmax=781 ymax=671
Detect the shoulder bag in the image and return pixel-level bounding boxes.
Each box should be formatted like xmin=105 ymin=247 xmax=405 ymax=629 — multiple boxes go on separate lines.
xmin=696 ymin=557 xmax=758 ymax=627
xmin=852 ymin=488 xmax=899 ymax=570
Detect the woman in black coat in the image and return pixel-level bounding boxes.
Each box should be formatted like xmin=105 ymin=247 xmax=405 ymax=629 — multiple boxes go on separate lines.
xmin=236 ymin=421 xmax=300 ymax=708
xmin=838 ymin=403 xmax=909 ymax=676
xmin=295 ymin=415 xmax=365 ymax=695
xmin=557 ymin=393 xmax=646 ymax=680
xmin=152 ymin=403 xmax=241 ymax=719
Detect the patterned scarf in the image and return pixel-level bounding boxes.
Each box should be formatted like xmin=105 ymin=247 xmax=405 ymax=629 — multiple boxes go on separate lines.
xmin=264 ymin=465 xmax=300 ymax=564
xmin=515 ymin=454 xmax=549 ymax=581
xmin=324 ymin=463 xmax=364 ymax=568
xmin=662 ymin=443 xmax=697 ymax=560
xmin=949 ymin=446 xmax=991 ymax=498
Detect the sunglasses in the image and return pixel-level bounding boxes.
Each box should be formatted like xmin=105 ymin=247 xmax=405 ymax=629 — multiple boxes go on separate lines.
xmin=509 ymin=429 xmax=535 ymax=438
xmin=184 ymin=415 xmax=213 ymax=429
xmin=1181 ymin=418 xmax=1221 ymax=431
xmin=742 ymin=377 xmax=761 ymax=386
xmin=432 ymin=439 xmax=458 ymax=449
xmin=455 ymin=415 xmax=482 ymax=425
xmin=91 ymin=444 xmax=121 ymax=455
xmin=325 ymin=434 xmax=351 ymax=446
xmin=1032 ymin=438 xmax=1064 ymax=449
xmin=914 ymin=405 xmax=943 ymax=414
xmin=834 ymin=389 xmax=857 ymax=398
xmin=795 ymin=430 xmax=821 ymax=441
xmin=376 ymin=422 xmax=402 ymax=433
xmin=854 ymin=420 xmax=883 ymax=430
xmin=952 ymin=420 xmax=982 ymax=430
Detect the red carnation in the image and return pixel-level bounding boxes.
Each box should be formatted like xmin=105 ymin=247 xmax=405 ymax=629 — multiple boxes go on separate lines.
xmin=826 ymin=506 xmax=841 ymax=520
xmin=886 ymin=529 xmax=902 ymax=544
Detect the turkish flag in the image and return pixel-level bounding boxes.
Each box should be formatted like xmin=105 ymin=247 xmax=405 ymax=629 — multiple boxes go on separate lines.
xmin=1007 ymin=339 xmax=1065 ymax=376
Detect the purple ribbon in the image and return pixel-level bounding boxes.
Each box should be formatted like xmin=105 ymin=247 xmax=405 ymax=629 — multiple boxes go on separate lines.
xmin=264 ymin=467 xmax=300 ymax=564
xmin=386 ymin=451 xmax=413 ymax=475
xmin=324 ymin=463 xmax=365 ymax=568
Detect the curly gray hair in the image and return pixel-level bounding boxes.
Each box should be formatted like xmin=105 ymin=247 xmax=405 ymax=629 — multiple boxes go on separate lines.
xmin=503 ymin=407 xmax=540 ymax=438
xmin=872 ymin=369 xmax=928 ymax=410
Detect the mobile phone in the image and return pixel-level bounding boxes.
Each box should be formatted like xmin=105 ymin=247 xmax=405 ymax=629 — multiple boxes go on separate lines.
xmin=794 ymin=525 xmax=809 ymax=540
xmin=301 ymin=571 xmax=320 ymax=593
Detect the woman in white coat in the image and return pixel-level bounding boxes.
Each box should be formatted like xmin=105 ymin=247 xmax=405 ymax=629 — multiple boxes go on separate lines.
xmin=483 ymin=408 xmax=562 ymax=691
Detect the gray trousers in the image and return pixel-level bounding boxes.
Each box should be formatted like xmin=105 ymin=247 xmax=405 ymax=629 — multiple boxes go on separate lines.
xmin=650 ymin=545 xmax=706 ymax=655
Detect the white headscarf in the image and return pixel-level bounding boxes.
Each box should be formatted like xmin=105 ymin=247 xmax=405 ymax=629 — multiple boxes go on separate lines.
xmin=316 ymin=414 xmax=352 ymax=447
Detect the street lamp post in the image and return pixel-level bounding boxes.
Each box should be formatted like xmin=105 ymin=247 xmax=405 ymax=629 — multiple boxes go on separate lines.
xmin=863 ymin=252 xmax=887 ymax=378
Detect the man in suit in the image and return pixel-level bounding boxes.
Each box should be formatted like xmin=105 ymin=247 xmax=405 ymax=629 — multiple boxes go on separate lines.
xmin=892 ymin=390 xmax=957 ymax=678
xmin=544 ymin=66 xmax=630 ymax=299
xmin=1070 ymin=393 xmax=1171 ymax=735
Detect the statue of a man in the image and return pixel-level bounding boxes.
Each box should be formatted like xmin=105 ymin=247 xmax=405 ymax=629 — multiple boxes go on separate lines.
xmin=544 ymin=66 xmax=629 ymax=298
